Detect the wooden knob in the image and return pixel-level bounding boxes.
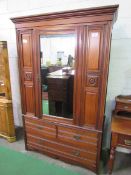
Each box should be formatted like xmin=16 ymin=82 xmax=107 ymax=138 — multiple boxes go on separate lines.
xmin=72 ymin=150 xmax=80 ymax=156
xmin=36 ymin=126 xmax=43 ymax=130
xmin=73 ymin=135 xmax=81 ymax=140
xmin=38 ymin=140 xmax=44 ymax=144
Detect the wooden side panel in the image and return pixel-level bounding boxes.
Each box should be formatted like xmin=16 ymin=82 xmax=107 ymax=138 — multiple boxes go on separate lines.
xmin=84 ymin=90 xmax=98 ymax=127
xmin=19 ymin=30 xmax=35 ymax=115
xmin=88 ymin=31 xmax=101 ymax=70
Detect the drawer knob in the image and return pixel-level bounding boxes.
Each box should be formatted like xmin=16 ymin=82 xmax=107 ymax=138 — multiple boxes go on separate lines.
xmin=38 ymin=140 xmax=44 ymax=144
xmin=36 ymin=126 xmax=43 ymax=130
xmin=72 ymin=150 xmax=80 ymax=156
xmin=124 ymin=140 xmax=131 ymax=146
xmin=73 ymin=135 xmax=81 ymax=140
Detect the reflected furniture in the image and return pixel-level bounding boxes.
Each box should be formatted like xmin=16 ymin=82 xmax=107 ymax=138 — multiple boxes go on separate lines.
xmin=108 ymin=95 xmax=131 ymax=174
xmin=11 ymin=5 xmax=118 ymax=173
xmin=0 ymin=41 xmax=16 ymax=142
xmin=115 ymin=95 xmax=131 ymax=115
xmin=47 ymin=69 xmax=73 ymax=117
xmin=41 ymin=66 xmax=48 ymax=86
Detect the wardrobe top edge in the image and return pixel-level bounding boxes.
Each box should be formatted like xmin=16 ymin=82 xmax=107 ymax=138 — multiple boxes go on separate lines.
xmin=11 ymin=4 xmax=119 ymax=24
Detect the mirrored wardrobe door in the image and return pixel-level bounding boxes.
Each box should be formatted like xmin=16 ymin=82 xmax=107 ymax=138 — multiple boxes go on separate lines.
xmin=40 ymin=33 xmax=76 ymax=119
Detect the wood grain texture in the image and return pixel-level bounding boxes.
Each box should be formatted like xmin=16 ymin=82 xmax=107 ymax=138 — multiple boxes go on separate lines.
xmin=84 ymin=90 xmax=99 ymax=127
xmin=12 ymin=5 xmax=119 ymax=173
xmin=88 ymin=30 xmax=101 ymax=70
xmin=22 ymin=34 xmax=32 ymax=67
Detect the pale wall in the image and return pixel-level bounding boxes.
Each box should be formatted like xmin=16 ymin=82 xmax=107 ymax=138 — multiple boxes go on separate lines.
xmin=0 ymin=0 xmax=131 ymax=146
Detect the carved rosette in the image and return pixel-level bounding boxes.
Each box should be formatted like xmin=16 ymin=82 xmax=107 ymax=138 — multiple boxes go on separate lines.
xmin=24 ymin=72 xmax=32 ymax=81
xmin=87 ymin=75 xmax=99 ymax=87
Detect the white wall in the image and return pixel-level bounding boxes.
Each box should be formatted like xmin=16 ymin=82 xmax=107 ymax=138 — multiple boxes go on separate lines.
xmin=0 ymin=0 xmax=131 ymax=146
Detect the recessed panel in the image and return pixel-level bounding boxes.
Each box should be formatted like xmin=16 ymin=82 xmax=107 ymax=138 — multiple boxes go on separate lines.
xmin=87 ymin=31 xmax=101 ymax=70
xmin=84 ymin=91 xmax=98 ymax=127
xmin=22 ymin=34 xmax=32 ymax=67
xmin=24 ymin=84 xmax=35 ymax=113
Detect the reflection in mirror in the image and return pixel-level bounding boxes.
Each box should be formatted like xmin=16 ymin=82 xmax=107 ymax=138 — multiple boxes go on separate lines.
xmin=40 ymin=34 xmax=76 ymax=119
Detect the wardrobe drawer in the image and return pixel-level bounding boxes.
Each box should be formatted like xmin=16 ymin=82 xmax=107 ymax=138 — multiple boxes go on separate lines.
xmin=27 ymin=135 xmax=97 ymax=162
xmin=25 ymin=117 xmax=56 ymax=139
xmin=118 ymin=134 xmax=131 ymax=148
xmin=58 ymin=125 xmax=98 ymax=151
xmin=25 ymin=124 xmax=56 ymax=139
xmin=116 ymin=102 xmax=131 ymax=112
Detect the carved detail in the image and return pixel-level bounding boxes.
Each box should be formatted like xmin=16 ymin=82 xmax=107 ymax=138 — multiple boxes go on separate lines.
xmin=108 ymin=147 xmax=116 ymax=174
xmin=24 ymin=72 xmax=32 ymax=81
xmin=87 ymin=75 xmax=99 ymax=87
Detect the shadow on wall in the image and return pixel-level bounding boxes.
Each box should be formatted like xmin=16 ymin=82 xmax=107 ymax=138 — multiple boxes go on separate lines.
xmin=103 ymin=99 xmax=116 ymax=148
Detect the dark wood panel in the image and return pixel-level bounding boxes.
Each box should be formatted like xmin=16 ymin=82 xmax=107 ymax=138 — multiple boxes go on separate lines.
xmin=87 ymin=30 xmax=101 ymax=70
xmin=24 ymin=84 xmax=35 ymax=114
xmin=84 ymin=90 xmax=99 ymax=128
xmin=22 ymin=34 xmax=33 ymax=67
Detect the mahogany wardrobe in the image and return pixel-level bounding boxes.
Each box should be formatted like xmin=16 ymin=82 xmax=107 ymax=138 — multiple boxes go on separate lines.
xmin=11 ymin=5 xmax=119 ymax=173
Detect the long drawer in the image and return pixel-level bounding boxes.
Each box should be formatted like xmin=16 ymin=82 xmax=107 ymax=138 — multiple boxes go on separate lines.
xmin=57 ymin=125 xmax=98 ymax=151
xmin=27 ymin=134 xmax=96 ymax=170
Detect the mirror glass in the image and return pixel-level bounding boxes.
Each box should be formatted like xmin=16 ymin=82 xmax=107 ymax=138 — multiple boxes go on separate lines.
xmin=40 ymin=34 xmax=76 ymax=119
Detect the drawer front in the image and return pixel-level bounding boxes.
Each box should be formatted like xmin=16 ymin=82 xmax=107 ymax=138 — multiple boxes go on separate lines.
xmin=25 ymin=117 xmax=56 ymax=139
xmin=58 ymin=125 xmax=98 ymax=151
xmin=116 ymin=102 xmax=131 ymax=112
xmin=118 ymin=134 xmax=131 ymax=148
xmin=48 ymin=78 xmax=68 ymax=101
xmin=27 ymin=134 xmax=97 ymax=165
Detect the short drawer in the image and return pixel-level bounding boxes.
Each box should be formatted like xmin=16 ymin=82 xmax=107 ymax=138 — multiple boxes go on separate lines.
xmin=25 ymin=116 xmax=56 ymax=139
xmin=27 ymin=134 xmax=97 ymax=163
xmin=118 ymin=134 xmax=131 ymax=148
xmin=58 ymin=125 xmax=98 ymax=151
xmin=116 ymin=102 xmax=131 ymax=112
